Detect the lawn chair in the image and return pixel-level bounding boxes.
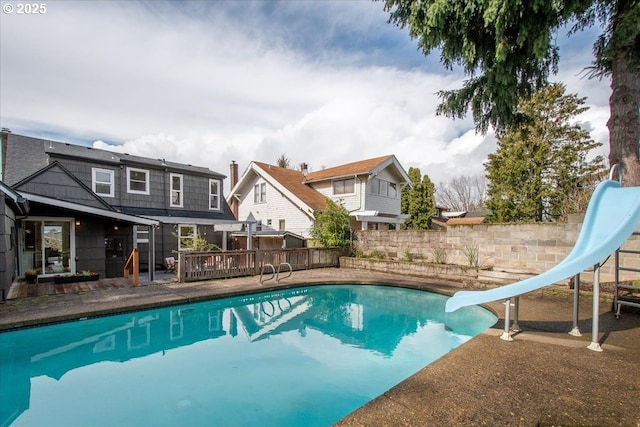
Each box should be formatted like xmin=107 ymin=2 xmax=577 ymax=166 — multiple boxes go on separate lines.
xmin=164 ymin=256 xmax=177 ymax=273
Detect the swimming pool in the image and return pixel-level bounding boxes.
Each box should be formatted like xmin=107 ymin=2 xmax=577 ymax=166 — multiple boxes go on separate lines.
xmin=0 ymin=284 xmax=497 ymax=427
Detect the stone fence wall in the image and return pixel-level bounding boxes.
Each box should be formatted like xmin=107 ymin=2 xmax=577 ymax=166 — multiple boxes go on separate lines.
xmin=353 ymin=217 xmax=640 ymax=284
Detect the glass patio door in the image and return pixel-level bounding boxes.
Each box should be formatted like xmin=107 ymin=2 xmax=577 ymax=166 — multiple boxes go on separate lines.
xmin=43 ymin=222 xmax=71 ymax=274
xmin=21 ymin=219 xmax=74 ymax=276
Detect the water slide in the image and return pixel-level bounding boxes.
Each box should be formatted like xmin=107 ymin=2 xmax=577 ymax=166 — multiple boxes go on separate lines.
xmin=445 ymin=178 xmax=640 ymax=314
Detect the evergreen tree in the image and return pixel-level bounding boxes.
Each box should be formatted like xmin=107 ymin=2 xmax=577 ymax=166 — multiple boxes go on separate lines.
xmin=311 ymin=198 xmax=351 ymax=247
xmin=401 ymin=167 xmax=436 ymax=229
xmin=276 ymin=153 xmax=291 ymax=169
xmin=383 ymin=0 xmax=639 ymax=184
xmin=485 ymin=84 xmax=604 ymax=222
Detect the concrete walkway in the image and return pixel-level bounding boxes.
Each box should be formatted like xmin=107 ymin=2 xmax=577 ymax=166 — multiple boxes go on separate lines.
xmin=1 ymin=268 xmax=639 ymax=426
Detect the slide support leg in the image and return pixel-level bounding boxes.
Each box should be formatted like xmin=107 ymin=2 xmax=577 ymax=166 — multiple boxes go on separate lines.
xmin=500 ymin=298 xmax=513 ymax=341
xmin=587 ymin=264 xmax=603 ymax=352
xmin=569 ymin=274 xmax=582 ymax=337
xmin=512 ymin=296 xmax=520 ymax=332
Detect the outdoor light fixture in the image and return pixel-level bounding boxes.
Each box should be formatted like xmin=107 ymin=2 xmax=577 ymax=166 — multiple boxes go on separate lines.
xmin=75 ymin=220 xmax=81 ymax=226
xmin=113 ymin=225 xmax=119 ymax=230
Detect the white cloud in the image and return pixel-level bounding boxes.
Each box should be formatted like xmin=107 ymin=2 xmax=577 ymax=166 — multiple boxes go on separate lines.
xmin=0 ymin=1 xmax=611 ymax=187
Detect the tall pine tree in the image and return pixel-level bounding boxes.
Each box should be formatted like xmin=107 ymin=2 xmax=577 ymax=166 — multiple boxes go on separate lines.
xmin=401 ymin=167 xmax=436 ymax=229
xmin=485 ymin=83 xmax=604 ymax=223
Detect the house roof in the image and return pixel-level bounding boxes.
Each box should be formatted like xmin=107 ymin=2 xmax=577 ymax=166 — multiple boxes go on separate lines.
xmin=253 ymin=162 xmax=328 ymax=212
xmin=303 ymin=155 xmax=397 ymax=182
xmin=3 ymin=133 xmax=225 ymax=185
xmin=0 ymin=181 xmax=29 ymax=215
xmin=446 ymin=217 xmax=486 ymax=226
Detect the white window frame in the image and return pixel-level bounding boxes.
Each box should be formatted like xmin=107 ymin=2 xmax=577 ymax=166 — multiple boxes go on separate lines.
xmin=253 ymin=182 xmax=266 ymax=204
xmin=92 ymin=168 xmax=115 ymax=197
xmin=332 ymin=178 xmax=355 ymax=195
xmin=178 ymin=224 xmax=197 ymax=251
xmin=127 ymin=167 xmax=150 ymax=195
xmin=209 ymin=179 xmax=221 ymax=210
xmin=170 ymin=173 xmax=183 ymax=207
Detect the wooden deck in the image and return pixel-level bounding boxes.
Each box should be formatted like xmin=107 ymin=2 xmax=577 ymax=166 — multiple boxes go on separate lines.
xmin=8 ymin=277 xmax=142 ymax=299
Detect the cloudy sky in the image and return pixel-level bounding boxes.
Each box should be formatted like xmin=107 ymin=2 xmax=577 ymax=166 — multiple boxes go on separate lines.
xmin=0 ymin=0 xmax=611 ymax=190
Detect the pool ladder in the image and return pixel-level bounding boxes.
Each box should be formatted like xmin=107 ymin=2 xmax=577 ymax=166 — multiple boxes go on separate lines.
xmin=259 ymin=262 xmax=293 ymax=284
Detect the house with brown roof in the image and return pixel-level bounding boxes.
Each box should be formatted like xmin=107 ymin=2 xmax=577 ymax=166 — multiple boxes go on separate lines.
xmin=227 ymin=155 xmax=411 ymax=248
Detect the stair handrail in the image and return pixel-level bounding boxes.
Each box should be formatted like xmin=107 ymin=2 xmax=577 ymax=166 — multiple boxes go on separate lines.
xmin=276 ymin=262 xmax=293 ymax=283
xmin=259 ymin=263 xmax=275 ymax=284
xmin=123 ymin=248 xmax=140 ymax=286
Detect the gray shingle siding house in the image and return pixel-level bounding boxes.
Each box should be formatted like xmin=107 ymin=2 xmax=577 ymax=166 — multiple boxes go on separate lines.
xmin=1 ymin=131 xmax=236 ymax=289
xmin=0 ymin=181 xmax=29 ymax=298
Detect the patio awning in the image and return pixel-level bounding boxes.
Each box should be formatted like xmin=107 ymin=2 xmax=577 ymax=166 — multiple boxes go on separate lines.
xmin=20 ymin=192 xmax=159 ymax=226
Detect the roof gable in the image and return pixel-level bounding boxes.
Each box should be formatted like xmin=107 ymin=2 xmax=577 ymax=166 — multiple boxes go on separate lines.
xmin=303 ymin=155 xmax=394 ymax=182
xmin=303 ymin=155 xmax=411 ymax=186
xmin=253 ymin=162 xmax=328 ymax=212
xmin=12 ymin=161 xmax=114 ymax=211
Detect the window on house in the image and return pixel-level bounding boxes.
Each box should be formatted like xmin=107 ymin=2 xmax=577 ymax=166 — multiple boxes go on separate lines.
xmin=254 ymin=182 xmax=266 ymax=203
xmin=92 ymin=168 xmax=115 ymax=197
xmin=209 ymin=179 xmax=220 ymax=210
xmin=388 ymin=183 xmax=397 ymax=198
xmin=370 ymin=178 xmax=380 ymax=195
xmin=333 ymin=178 xmax=355 ymax=195
xmin=279 ymin=219 xmax=285 ymax=231
xmin=170 ymin=174 xmax=183 ymax=207
xmin=380 ymin=180 xmax=388 ymax=197
xmin=178 ymin=225 xmax=196 ymax=251
xmin=267 ymin=219 xmax=272 ymax=227
xmin=127 ymin=167 xmax=149 ymax=194
xmin=136 ymin=228 xmax=149 ymax=244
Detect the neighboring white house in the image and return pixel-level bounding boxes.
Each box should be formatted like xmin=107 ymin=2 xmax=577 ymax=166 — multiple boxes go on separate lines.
xmin=227 ymin=155 xmax=411 ymax=246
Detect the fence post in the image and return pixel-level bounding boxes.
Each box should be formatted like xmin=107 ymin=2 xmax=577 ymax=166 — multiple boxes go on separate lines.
xmin=178 ymin=252 xmax=185 ymax=283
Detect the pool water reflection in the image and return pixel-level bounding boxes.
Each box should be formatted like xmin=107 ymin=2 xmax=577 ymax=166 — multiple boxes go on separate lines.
xmin=0 ymin=284 xmax=497 ymax=427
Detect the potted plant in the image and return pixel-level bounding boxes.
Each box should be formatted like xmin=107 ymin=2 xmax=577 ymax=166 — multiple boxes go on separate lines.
xmin=53 ymin=271 xmax=100 ymax=284
xmin=25 ymin=269 xmax=38 ymax=284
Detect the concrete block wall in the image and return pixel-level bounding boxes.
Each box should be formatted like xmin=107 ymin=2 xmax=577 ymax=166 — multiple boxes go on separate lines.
xmin=353 ymin=218 xmax=640 ymax=283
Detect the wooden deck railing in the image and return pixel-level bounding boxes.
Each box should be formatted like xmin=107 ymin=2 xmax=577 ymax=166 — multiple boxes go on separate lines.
xmin=177 ymin=247 xmax=349 ymax=283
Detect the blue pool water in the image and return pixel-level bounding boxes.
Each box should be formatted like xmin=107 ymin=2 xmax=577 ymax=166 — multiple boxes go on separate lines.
xmin=0 ymin=284 xmax=496 ymax=427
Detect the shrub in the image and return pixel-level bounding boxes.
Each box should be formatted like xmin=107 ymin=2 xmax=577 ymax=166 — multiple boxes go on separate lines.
xmin=432 ymin=245 xmax=448 ymax=264
xmin=463 ymin=245 xmax=480 ymax=267
xmin=370 ymin=250 xmax=385 ymax=259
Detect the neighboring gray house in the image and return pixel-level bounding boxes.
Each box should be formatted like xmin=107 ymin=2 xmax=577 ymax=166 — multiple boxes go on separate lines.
xmin=1 ymin=131 xmax=237 ymax=285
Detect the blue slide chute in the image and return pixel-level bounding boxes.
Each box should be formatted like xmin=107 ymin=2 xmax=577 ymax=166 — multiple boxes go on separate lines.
xmin=445 ymin=179 xmax=640 ymax=313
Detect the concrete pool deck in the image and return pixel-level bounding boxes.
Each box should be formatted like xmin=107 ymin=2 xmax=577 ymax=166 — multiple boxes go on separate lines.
xmin=1 ymin=268 xmax=639 ymax=426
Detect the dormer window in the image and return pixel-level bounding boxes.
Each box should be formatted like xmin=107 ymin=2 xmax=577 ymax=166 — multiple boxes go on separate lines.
xmin=127 ymin=167 xmax=149 ymax=195
xmin=92 ymin=168 xmax=114 ymax=197
xmin=332 ymin=178 xmax=355 ymax=195
xmin=370 ymin=178 xmax=397 ymax=198
xmin=209 ymin=179 xmax=221 ymax=210
xmin=170 ymin=173 xmax=183 ymax=207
